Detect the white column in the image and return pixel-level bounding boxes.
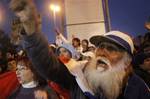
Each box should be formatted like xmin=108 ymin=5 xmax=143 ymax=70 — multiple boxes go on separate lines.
xmin=64 ymin=0 xmax=106 ymax=42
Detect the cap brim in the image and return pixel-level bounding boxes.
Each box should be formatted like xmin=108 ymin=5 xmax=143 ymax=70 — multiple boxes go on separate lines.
xmin=90 ymin=35 xmax=125 ymax=50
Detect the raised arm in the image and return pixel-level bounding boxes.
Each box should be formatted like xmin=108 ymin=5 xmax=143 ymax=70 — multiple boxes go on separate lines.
xmin=10 ymin=0 xmax=75 ymax=90
xmin=55 ymin=29 xmax=69 ymax=46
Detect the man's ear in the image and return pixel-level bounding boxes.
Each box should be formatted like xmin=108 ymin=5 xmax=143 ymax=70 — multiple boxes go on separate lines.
xmin=124 ymin=53 xmax=132 ymax=67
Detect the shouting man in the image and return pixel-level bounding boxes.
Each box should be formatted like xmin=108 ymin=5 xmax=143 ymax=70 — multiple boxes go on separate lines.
xmin=10 ymin=0 xmax=150 ymax=99
xmin=84 ymin=31 xmax=150 ymax=99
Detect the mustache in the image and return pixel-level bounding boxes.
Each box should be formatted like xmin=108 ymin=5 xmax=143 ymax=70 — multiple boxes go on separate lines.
xmin=97 ymin=57 xmax=110 ymax=65
xmin=96 ymin=57 xmax=111 ymax=70
xmin=84 ymin=59 xmax=126 ymax=99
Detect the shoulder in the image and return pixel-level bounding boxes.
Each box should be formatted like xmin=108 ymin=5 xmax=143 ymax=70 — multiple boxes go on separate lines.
xmin=125 ymin=73 xmax=150 ymax=98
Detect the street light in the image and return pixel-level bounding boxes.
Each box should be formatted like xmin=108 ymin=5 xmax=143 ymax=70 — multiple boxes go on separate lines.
xmin=49 ymin=4 xmax=61 ymax=28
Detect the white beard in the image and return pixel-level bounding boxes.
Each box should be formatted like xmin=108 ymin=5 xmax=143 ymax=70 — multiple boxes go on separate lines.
xmin=84 ymin=55 xmax=129 ymax=99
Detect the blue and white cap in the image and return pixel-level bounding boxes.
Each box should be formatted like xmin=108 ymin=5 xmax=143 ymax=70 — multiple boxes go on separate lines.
xmin=90 ymin=31 xmax=134 ymax=55
xmin=57 ymin=43 xmax=80 ymax=59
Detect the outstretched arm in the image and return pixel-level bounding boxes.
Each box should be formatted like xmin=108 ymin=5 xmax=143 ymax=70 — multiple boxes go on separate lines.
xmin=55 ymin=29 xmax=69 ymax=46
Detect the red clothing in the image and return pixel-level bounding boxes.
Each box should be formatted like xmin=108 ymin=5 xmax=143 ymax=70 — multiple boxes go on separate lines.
xmin=59 ymin=56 xmax=70 ymax=64
xmin=48 ymin=81 xmax=70 ymax=99
xmin=0 ymin=71 xmax=19 ymax=99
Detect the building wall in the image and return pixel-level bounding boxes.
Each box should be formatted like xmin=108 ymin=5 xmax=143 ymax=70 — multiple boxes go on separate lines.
xmin=64 ymin=0 xmax=106 ymax=41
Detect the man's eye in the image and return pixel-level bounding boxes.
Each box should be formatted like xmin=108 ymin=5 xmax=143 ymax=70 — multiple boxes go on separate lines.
xmin=98 ymin=44 xmax=105 ymax=49
xmin=107 ymin=46 xmax=118 ymax=51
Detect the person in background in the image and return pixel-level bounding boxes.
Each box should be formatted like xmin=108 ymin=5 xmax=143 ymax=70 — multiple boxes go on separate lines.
xmin=81 ymin=39 xmax=89 ymax=53
xmin=7 ymin=57 xmax=17 ymax=71
xmin=80 ymin=39 xmax=95 ymax=61
xmin=144 ymin=16 xmax=150 ymax=38
xmin=72 ymin=37 xmax=82 ymax=53
xmin=10 ymin=0 xmax=150 ymax=99
xmin=134 ymin=40 xmax=150 ymax=87
xmin=55 ymin=29 xmax=69 ymax=46
xmin=9 ymin=55 xmax=59 ymax=99
xmin=56 ymin=43 xmax=93 ymax=95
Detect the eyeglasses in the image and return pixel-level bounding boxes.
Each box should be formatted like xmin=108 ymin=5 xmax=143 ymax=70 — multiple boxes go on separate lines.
xmin=16 ymin=65 xmax=28 ymax=71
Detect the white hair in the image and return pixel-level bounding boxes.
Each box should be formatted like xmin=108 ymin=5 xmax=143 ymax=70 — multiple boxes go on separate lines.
xmin=84 ymin=52 xmax=131 ymax=99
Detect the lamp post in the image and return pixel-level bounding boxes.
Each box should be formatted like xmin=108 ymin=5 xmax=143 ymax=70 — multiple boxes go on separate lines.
xmin=49 ymin=4 xmax=60 ymax=28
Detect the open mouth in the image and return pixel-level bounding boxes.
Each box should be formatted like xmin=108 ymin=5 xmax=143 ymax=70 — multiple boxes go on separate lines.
xmin=96 ymin=59 xmax=109 ymax=72
xmin=17 ymin=76 xmax=21 ymax=81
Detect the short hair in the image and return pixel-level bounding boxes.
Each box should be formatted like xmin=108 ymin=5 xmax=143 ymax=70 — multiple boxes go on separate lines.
xmin=72 ymin=38 xmax=81 ymax=45
xmin=82 ymin=39 xmax=89 ymax=45
xmin=16 ymin=56 xmax=47 ymax=85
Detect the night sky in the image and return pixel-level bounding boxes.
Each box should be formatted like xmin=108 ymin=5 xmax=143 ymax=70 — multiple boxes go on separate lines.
xmin=0 ymin=0 xmax=63 ymax=43
xmin=108 ymin=0 xmax=150 ymax=37
xmin=0 ymin=0 xmax=150 ymax=43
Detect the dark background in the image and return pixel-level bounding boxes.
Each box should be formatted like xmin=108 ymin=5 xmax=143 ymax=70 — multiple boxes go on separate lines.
xmin=0 ymin=0 xmax=150 ymax=43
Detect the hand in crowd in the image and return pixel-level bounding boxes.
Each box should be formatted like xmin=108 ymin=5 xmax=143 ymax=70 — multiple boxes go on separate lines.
xmin=34 ymin=90 xmax=48 ymax=99
xmin=55 ymin=28 xmax=61 ymax=36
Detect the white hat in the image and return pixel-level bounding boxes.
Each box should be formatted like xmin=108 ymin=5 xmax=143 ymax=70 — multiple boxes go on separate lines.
xmin=90 ymin=31 xmax=134 ymax=54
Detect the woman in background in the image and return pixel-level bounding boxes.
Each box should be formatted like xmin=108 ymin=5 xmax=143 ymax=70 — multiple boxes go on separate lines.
xmin=9 ymin=55 xmax=59 ymax=99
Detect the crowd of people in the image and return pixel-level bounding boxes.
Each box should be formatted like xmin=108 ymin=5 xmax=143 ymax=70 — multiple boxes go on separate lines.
xmin=0 ymin=0 xmax=150 ymax=99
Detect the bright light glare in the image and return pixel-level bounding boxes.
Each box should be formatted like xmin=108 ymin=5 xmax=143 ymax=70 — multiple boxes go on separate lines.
xmin=0 ymin=13 xmax=1 ymax=22
xmin=0 ymin=9 xmax=1 ymax=21
xmin=49 ymin=4 xmax=60 ymax=12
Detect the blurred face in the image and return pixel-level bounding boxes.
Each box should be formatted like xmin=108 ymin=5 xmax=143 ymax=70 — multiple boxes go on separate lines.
xmin=72 ymin=40 xmax=80 ymax=47
xmin=16 ymin=61 xmax=34 ymax=84
xmin=15 ymin=6 xmax=31 ymax=22
xmin=6 ymin=52 xmax=14 ymax=59
xmin=59 ymin=47 xmax=71 ymax=59
xmin=82 ymin=41 xmax=88 ymax=49
xmin=84 ymin=42 xmax=129 ymax=99
xmin=141 ymin=57 xmax=150 ymax=71
xmin=7 ymin=60 xmax=16 ymax=71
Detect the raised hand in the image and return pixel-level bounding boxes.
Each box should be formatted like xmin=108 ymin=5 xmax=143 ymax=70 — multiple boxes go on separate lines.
xmin=10 ymin=0 xmax=40 ymax=35
xmin=34 ymin=90 xmax=48 ymax=99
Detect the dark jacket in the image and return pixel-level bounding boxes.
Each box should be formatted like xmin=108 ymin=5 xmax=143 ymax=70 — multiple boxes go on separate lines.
xmin=9 ymin=85 xmax=59 ymax=99
xmin=22 ymin=32 xmax=150 ymax=99
xmin=84 ymin=73 xmax=150 ymax=99
xmin=134 ymin=67 xmax=150 ymax=88
xmin=123 ymin=73 xmax=150 ymax=99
